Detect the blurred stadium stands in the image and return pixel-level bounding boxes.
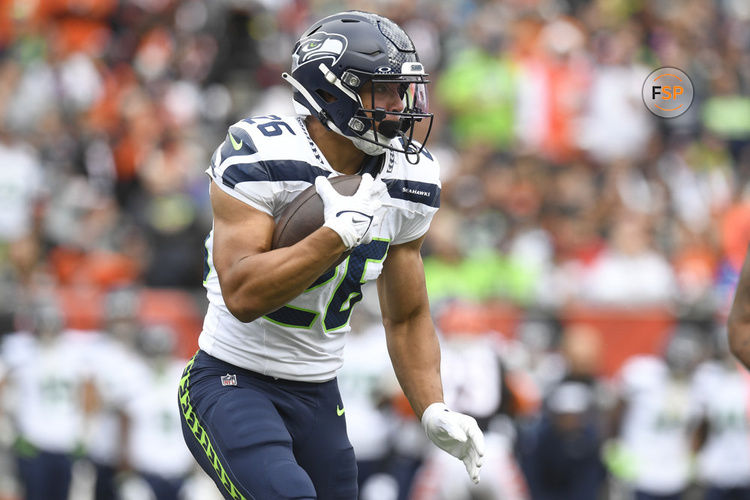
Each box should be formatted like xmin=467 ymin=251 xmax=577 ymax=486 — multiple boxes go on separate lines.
xmin=0 ymin=0 xmax=749 ymax=499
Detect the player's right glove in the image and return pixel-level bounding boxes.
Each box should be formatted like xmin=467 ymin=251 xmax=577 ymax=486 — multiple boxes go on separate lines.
xmin=421 ymin=402 xmax=485 ymax=484
xmin=315 ymin=173 xmax=386 ymax=250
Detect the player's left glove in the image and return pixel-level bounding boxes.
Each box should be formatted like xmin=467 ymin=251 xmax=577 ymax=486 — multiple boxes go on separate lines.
xmin=421 ymin=402 xmax=485 ymax=484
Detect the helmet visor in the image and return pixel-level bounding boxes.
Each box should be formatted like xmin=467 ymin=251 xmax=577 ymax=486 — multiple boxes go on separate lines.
xmin=404 ymin=81 xmax=429 ymax=114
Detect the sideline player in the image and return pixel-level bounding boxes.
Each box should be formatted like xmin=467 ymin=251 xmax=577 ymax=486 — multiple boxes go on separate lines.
xmin=606 ymin=330 xmax=704 ymax=500
xmin=2 ymin=300 xmax=95 ymax=500
xmin=178 ymin=10 xmax=485 ymax=500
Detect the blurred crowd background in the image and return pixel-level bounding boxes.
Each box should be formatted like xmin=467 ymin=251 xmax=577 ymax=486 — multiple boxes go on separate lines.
xmin=0 ymin=0 xmax=749 ymax=499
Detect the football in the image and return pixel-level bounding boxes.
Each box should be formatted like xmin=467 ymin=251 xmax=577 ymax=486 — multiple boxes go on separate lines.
xmin=271 ymin=175 xmax=363 ymax=263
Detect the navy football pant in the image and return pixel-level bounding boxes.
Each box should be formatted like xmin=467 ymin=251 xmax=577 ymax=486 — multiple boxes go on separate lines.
xmin=16 ymin=450 xmax=73 ymax=500
xmin=635 ymin=492 xmax=682 ymax=500
xmin=139 ymin=470 xmax=187 ymax=500
xmin=705 ymin=487 xmax=750 ymax=500
xmin=179 ymin=350 xmax=357 ymax=500
xmin=91 ymin=461 xmax=117 ymax=500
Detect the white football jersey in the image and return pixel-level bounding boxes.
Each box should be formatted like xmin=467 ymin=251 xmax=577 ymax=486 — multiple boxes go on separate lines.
xmin=1 ymin=330 xmax=91 ymax=453
xmin=199 ymin=114 xmax=441 ymax=382
xmin=79 ymin=332 xmax=148 ymax=465
xmin=617 ymin=356 xmax=700 ymax=494
xmin=125 ymin=359 xmax=194 ymax=478
xmin=692 ymin=360 xmax=750 ymax=487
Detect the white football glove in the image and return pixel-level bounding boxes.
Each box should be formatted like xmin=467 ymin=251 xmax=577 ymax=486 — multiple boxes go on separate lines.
xmin=315 ymin=173 xmax=385 ymax=250
xmin=421 ymin=402 xmax=485 ymax=484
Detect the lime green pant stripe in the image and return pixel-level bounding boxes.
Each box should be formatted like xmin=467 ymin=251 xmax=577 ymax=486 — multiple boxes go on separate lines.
xmin=179 ymin=355 xmax=248 ymax=500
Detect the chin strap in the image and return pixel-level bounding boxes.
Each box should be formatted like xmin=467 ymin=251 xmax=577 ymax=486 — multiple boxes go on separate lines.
xmin=282 ymin=71 xmax=387 ymax=156
xmin=351 ymin=134 xmax=387 ymax=155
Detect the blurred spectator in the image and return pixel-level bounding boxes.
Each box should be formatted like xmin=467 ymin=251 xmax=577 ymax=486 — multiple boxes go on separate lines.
xmin=579 ymin=214 xmax=677 ymax=306
xmin=577 ymin=23 xmax=654 ymax=163
xmin=423 ymin=200 xmax=541 ymax=306
xmin=0 ymin=130 xmax=44 ymax=245
xmin=701 ymin=66 xmax=750 ymax=169
xmin=0 ymin=129 xmax=46 ymax=288
xmin=514 ymin=16 xmax=591 ymax=162
xmin=436 ymin=6 xmax=517 ymax=150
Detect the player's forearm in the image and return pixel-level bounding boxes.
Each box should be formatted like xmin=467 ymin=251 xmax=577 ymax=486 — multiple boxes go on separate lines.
xmin=385 ymin=312 xmax=444 ymax=419
xmin=729 ymin=248 xmax=750 ymax=370
xmin=221 ymin=227 xmax=346 ymax=322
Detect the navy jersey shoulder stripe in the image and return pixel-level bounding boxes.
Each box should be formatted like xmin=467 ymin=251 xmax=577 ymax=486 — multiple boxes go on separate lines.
xmin=222 ymin=160 xmax=330 ymax=189
xmin=222 ymin=160 xmax=440 ymax=208
xmin=384 ymin=179 xmax=440 ymax=208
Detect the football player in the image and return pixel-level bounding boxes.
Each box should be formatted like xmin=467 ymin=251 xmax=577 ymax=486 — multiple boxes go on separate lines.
xmin=83 ymin=287 xmax=147 ymax=500
xmin=691 ymin=328 xmax=750 ymax=500
xmin=178 ymin=10 xmax=484 ymax=500
xmin=125 ymin=325 xmax=194 ymax=500
xmin=1 ymin=299 xmax=95 ymax=500
xmin=606 ymin=329 xmax=704 ymax=500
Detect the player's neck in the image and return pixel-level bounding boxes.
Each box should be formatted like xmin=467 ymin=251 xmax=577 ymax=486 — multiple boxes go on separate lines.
xmin=305 ymin=117 xmax=365 ymax=176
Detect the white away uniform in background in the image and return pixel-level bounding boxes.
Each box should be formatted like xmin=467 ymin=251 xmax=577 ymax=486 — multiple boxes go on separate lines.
xmin=125 ymin=359 xmax=195 ymax=479
xmin=81 ymin=332 xmax=146 ymax=467
xmin=617 ymin=355 xmax=700 ymax=495
xmin=199 ymin=114 xmax=440 ymax=382
xmin=691 ymin=360 xmax=750 ymax=489
xmin=1 ymin=330 xmax=90 ymax=454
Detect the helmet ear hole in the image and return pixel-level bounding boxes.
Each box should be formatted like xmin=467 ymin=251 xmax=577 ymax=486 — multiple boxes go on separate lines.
xmin=316 ymin=89 xmax=337 ymax=103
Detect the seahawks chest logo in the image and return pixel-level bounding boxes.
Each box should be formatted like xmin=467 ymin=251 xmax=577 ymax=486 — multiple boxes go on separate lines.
xmin=294 ymin=32 xmax=348 ymax=67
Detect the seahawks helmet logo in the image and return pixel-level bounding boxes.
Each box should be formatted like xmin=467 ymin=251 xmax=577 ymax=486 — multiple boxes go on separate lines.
xmin=294 ymin=32 xmax=348 ymax=67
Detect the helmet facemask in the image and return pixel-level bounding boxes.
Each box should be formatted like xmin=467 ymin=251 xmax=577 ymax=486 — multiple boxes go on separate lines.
xmin=346 ymin=71 xmax=433 ymax=162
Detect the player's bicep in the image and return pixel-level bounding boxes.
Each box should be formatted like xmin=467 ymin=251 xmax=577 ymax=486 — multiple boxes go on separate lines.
xmin=210 ymin=181 xmax=274 ymax=283
xmin=377 ymin=234 xmax=430 ymax=325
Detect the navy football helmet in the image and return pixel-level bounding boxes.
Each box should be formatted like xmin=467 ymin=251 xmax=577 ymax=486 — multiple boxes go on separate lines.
xmin=282 ymin=11 xmax=433 ymax=161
